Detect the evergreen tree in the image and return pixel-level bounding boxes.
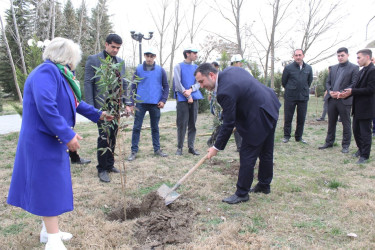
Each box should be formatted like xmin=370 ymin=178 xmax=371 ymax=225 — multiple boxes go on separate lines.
xmin=61 ymin=0 xmax=78 ymax=41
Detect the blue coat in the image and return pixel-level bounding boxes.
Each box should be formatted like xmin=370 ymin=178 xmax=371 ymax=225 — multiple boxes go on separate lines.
xmin=214 ymin=67 xmax=281 ymax=149
xmin=7 ymin=60 xmax=101 ymax=216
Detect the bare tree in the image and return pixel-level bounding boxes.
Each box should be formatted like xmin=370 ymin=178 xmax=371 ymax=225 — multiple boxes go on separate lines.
xmin=94 ymin=0 xmax=107 ymax=54
xmin=10 ymin=0 xmax=27 ymax=76
xmin=254 ymin=0 xmax=293 ymax=88
xmin=45 ymin=0 xmax=53 ymax=39
xmin=186 ymin=0 xmax=206 ymax=44
xmin=168 ymin=0 xmax=182 ymax=85
xmin=295 ymin=0 xmax=350 ymax=65
xmin=213 ymin=0 xmax=244 ymax=55
xmin=51 ymin=0 xmax=55 ymax=39
xmin=0 ymin=15 xmax=23 ymax=103
xmin=150 ymin=0 xmax=173 ymax=67
xmin=77 ymin=0 xmax=86 ymax=45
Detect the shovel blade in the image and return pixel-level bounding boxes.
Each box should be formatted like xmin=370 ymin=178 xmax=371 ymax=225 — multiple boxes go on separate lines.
xmin=157 ymin=184 xmax=180 ymax=205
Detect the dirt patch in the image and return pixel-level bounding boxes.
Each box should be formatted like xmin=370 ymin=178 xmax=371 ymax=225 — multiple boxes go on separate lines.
xmin=107 ymin=191 xmax=197 ymax=247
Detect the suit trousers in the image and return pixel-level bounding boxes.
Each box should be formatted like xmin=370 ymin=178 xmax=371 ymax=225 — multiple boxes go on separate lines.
xmin=325 ymin=99 xmax=352 ymax=147
xmin=176 ymin=100 xmax=198 ymax=149
xmin=235 ymin=119 xmax=277 ymax=197
xmin=353 ymin=116 xmax=372 ymax=159
xmin=283 ymin=99 xmax=308 ymax=140
xmin=96 ymin=120 xmax=118 ymax=172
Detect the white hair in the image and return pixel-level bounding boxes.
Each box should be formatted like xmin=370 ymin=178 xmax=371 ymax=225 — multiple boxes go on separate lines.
xmin=43 ymin=37 xmax=82 ymax=70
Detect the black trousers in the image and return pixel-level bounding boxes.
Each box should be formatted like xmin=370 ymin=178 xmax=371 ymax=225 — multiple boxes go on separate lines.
xmin=96 ymin=120 xmax=118 ymax=172
xmin=325 ymin=99 xmax=352 ymax=147
xmin=176 ymin=100 xmax=198 ymax=149
xmin=235 ymin=119 xmax=277 ymax=197
xmin=69 ymin=151 xmax=80 ymax=161
xmin=283 ymin=100 xmax=308 ymax=140
xmin=353 ymin=116 xmax=372 ymax=159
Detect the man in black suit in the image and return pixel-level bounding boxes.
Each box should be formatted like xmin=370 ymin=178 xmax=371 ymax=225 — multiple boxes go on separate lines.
xmin=84 ymin=34 xmax=131 ymax=182
xmin=282 ymin=49 xmax=313 ymax=144
xmin=339 ymin=49 xmax=375 ymax=164
xmin=195 ymin=63 xmax=281 ymax=204
xmin=318 ymin=48 xmax=359 ymax=153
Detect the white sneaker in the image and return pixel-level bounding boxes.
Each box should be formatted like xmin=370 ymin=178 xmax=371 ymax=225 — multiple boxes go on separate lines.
xmin=45 ymin=233 xmax=67 ymax=250
xmin=40 ymin=230 xmax=73 ymax=243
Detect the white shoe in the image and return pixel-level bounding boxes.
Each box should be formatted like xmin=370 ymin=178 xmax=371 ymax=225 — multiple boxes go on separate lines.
xmin=40 ymin=230 xmax=73 ymax=243
xmin=45 ymin=233 xmax=67 ymax=250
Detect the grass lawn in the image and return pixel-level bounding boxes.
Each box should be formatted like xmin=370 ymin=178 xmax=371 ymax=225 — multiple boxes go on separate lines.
xmin=0 ymin=96 xmax=374 ymax=249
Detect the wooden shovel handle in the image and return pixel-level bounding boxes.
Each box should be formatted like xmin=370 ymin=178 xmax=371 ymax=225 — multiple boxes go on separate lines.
xmin=171 ymin=154 xmax=208 ymax=191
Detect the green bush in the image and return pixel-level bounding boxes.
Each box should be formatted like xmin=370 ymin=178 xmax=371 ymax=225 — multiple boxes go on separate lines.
xmin=198 ymin=88 xmax=210 ymax=113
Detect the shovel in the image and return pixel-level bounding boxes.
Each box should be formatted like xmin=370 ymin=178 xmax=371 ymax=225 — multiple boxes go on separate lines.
xmin=157 ymin=154 xmax=208 ymax=205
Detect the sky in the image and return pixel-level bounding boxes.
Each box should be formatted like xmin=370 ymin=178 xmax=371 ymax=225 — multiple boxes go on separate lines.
xmin=1 ymin=0 xmax=375 ymax=72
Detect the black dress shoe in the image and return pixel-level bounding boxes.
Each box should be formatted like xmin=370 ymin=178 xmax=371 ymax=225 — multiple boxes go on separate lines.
xmin=188 ymin=148 xmax=200 ymax=155
xmin=175 ymin=148 xmax=183 ymax=156
xmin=127 ymin=152 xmax=137 ymax=161
xmin=316 ymin=118 xmax=325 ymax=121
xmin=356 ymin=157 xmax=368 ymax=164
xmin=318 ymin=143 xmax=333 ymax=150
xmin=109 ymin=167 xmax=120 ymax=173
xmin=71 ymin=158 xmax=91 ymax=165
xmin=154 ymin=149 xmax=168 ymax=157
xmin=222 ymin=194 xmax=249 ymax=204
xmin=250 ymin=184 xmax=271 ymax=194
xmin=341 ymin=147 xmax=349 ymax=154
xmin=98 ymin=171 xmax=110 ymax=182
xmin=282 ymin=137 xmax=289 ymax=143
xmin=296 ymin=138 xmax=307 ymax=144
xmin=352 ymin=150 xmax=360 ymax=158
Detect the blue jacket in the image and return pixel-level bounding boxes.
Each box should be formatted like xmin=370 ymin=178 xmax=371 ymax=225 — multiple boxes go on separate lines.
xmin=7 ymin=60 xmax=101 ymax=216
xmin=174 ymin=62 xmax=203 ymax=101
xmin=215 ymin=67 xmax=281 ymax=149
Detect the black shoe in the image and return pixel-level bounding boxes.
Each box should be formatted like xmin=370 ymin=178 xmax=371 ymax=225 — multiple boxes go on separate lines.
xmin=352 ymin=150 xmax=360 ymax=158
xmin=154 ymin=149 xmax=168 ymax=157
xmin=109 ymin=167 xmax=120 ymax=173
xmin=175 ymin=148 xmax=183 ymax=156
xmin=250 ymin=184 xmax=271 ymax=194
xmin=318 ymin=143 xmax=333 ymax=150
xmin=341 ymin=147 xmax=349 ymax=154
xmin=356 ymin=157 xmax=368 ymax=164
xmin=296 ymin=138 xmax=307 ymax=144
xmin=282 ymin=137 xmax=289 ymax=143
xmin=316 ymin=118 xmax=325 ymax=121
xmin=98 ymin=171 xmax=110 ymax=182
xmin=127 ymin=152 xmax=137 ymax=161
xmin=71 ymin=158 xmax=91 ymax=165
xmin=188 ymin=148 xmax=200 ymax=155
xmin=222 ymin=194 xmax=249 ymax=204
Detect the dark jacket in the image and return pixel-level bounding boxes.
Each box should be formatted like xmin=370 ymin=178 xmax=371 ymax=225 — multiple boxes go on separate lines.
xmin=282 ymin=61 xmax=313 ymax=101
xmin=326 ymin=61 xmax=359 ymax=105
xmin=214 ymin=67 xmax=281 ymax=149
xmin=351 ymin=63 xmax=375 ymax=119
xmin=84 ymin=51 xmax=126 ymax=109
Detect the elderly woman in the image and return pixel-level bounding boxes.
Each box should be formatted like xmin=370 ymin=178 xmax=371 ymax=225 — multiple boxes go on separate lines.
xmin=7 ymin=37 xmax=112 ymax=250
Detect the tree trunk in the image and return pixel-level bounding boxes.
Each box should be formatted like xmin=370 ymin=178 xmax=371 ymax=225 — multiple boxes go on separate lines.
xmin=10 ymin=0 xmax=27 ymax=76
xmin=168 ymin=0 xmax=180 ymax=86
xmin=77 ymin=0 xmax=85 ymax=45
xmin=0 ymin=15 xmax=23 ymax=103
xmin=51 ymin=0 xmax=55 ymax=39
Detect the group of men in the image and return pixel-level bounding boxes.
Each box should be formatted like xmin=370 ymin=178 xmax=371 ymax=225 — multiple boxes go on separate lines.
xmin=281 ymin=48 xmax=375 ymax=165
xmin=75 ymin=32 xmax=374 ymax=204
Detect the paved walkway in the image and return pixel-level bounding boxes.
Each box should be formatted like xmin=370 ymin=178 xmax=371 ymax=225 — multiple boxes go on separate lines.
xmin=0 ymin=100 xmax=176 ymax=135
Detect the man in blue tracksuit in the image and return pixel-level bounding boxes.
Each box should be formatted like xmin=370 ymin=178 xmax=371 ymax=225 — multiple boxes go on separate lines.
xmin=173 ymin=47 xmax=203 ymax=156
xmin=127 ymin=48 xmax=169 ymax=161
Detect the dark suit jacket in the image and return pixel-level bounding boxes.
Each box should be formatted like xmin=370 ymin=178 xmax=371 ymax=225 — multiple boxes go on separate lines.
xmin=351 ymin=63 xmax=375 ymax=119
xmin=214 ymin=67 xmax=281 ymax=149
xmin=84 ymin=51 xmax=126 ymax=109
xmin=282 ymin=61 xmax=313 ymax=101
xmin=326 ymin=61 xmax=359 ymax=105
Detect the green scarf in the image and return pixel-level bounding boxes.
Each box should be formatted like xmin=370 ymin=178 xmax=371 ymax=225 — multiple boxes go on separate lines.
xmin=56 ymin=64 xmax=82 ymax=102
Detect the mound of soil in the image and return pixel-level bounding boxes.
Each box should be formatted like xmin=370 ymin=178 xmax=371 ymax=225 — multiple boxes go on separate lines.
xmin=107 ymin=191 xmax=197 ymax=247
